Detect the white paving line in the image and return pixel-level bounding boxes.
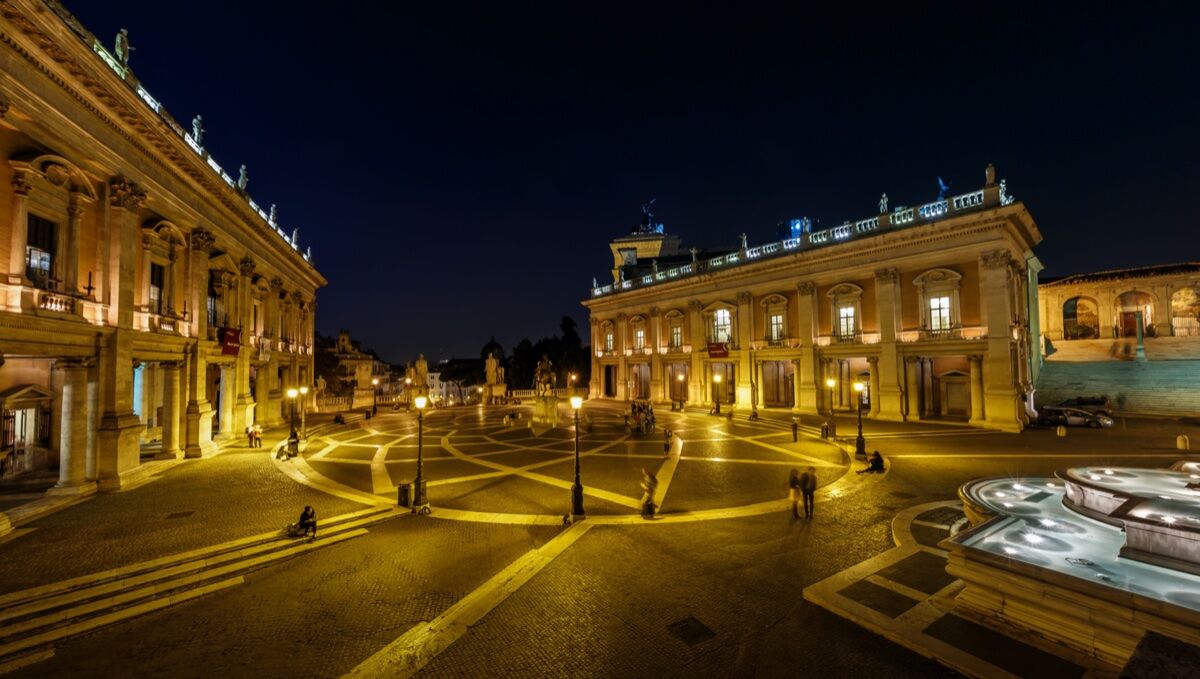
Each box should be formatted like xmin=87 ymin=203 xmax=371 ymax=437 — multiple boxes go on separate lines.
xmin=653 ymin=435 xmax=683 ymax=512
xmin=888 ymin=453 xmax=1185 ymax=459
xmin=370 ymin=446 xmax=393 ymax=495
xmin=343 ymin=521 xmax=594 ymax=679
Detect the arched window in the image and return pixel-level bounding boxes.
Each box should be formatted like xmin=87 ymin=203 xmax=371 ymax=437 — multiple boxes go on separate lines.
xmin=827 ymin=283 xmax=863 ymax=342
xmin=1062 ymin=296 xmax=1099 ymax=340
xmin=1171 ymin=288 xmax=1200 ymax=337
xmin=913 ymin=269 xmax=962 ymax=337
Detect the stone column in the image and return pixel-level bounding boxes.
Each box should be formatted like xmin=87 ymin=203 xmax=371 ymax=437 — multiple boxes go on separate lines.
xmin=49 ymin=360 xmax=96 ymax=495
xmin=688 ymin=301 xmax=705 ymax=404
xmin=185 ymin=341 xmax=216 ymax=457
xmin=868 ymin=356 xmax=881 ymax=417
xmin=1153 ymin=284 xmax=1172 ymax=337
xmin=839 ymin=359 xmax=850 ymax=408
xmin=794 ymin=282 xmax=819 ymax=414
xmin=189 ymin=229 xmax=214 ymax=339
xmin=138 ymin=234 xmax=153 ymax=312
xmin=735 ymin=291 xmax=754 ymax=408
xmin=63 ymin=197 xmax=86 ymax=293
xmin=873 ymin=268 xmax=904 ymax=420
xmin=233 ymin=257 xmax=257 ymax=434
xmin=6 ymin=172 xmax=33 ymax=308
xmin=107 ymin=177 xmax=145 ymax=329
xmin=95 ymin=329 xmax=143 ymax=490
xmin=979 ymin=249 xmax=1021 ymax=431
xmin=164 ymin=245 xmax=177 ymax=316
xmin=86 ymin=364 xmax=99 ymax=480
xmin=968 ymin=354 xmax=985 ymax=425
xmin=217 ymin=364 xmax=235 ymax=440
xmin=649 ymin=307 xmax=664 ymax=403
xmin=904 ymin=357 xmax=920 ymax=421
xmin=159 ymin=361 xmax=183 ymax=459
xmin=616 ymin=313 xmax=628 ymax=400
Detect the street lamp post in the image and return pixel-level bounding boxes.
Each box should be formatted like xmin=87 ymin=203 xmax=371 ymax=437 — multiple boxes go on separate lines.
xmin=371 ymin=377 xmax=379 ymax=416
xmin=712 ymin=372 xmax=723 ymax=416
xmin=824 ymin=377 xmax=836 ymax=439
xmin=286 ymin=387 xmax=298 ymax=437
xmin=298 ymin=385 xmax=309 ymax=438
xmin=570 ymin=395 xmax=585 ymax=517
xmin=569 ymin=373 xmax=577 ymax=395
xmin=413 ymin=395 xmax=428 ymax=509
xmin=405 ymin=377 xmax=412 ymax=412
xmin=853 ymin=381 xmax=866 ymax=459
xmin=676 ymin=372 xmax=685 ymax=410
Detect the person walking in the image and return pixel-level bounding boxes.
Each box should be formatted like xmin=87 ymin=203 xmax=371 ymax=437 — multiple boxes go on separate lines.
xmin=640 ymin=468 xmax=659 ymax=518
xmin=254 ymin=424 xmax=263 ymax=448
xmin=791 ymin=419 xmax=799 ymax=442
xmin=663 ymin=429 xmax=672 ymax=457
xmin=800 ymin=466 xmax=817 ymax=519
xmin=246 ymin=426 xmax=255 ymax=447
xmin=788 ymin=468 xmax=802 ymax=519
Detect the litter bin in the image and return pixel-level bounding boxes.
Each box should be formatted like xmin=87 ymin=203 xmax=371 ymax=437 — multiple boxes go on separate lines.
xmin=398 ymin=482 xmax=412 ymax=508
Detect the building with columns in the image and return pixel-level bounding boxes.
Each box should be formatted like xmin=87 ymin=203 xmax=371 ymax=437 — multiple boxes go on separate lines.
xmin=583 ymin=168 xmax=1044 ymax=432
xmin=0 ymin=1 xmax=323 ymax=493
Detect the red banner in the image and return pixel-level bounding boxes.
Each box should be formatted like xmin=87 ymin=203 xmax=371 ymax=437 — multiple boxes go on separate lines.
xmin=220 ymin=328 xmax=240 ymax=355
xmin=707 ymin=342 xmax=729 ymax=358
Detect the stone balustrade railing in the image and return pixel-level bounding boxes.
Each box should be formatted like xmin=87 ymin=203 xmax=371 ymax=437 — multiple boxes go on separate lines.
xmin=37 ymin=290 xmax=77 ymax=314
xmin=591 ymin=185 xmax=1008 ymax=298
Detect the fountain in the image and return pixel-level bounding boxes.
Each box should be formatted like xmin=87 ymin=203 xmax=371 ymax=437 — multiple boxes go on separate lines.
xmin=949 ymin=461 xmax=1200 ymax=667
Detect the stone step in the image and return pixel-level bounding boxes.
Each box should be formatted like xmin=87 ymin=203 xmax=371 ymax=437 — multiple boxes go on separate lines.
xmin=0 ymin=508 xmax=397 ymax=667
xmin=1036 ymin=360 xmax=1200 ymax=416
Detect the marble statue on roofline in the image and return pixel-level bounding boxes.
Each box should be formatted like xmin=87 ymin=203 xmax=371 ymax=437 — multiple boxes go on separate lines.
xmin=1000 ymin=179 xmax=1014 ymax=205
xmin=879 ymin=193 xmax=888 ymax=214
xmin=237 ymin=164 xmax=248 ymax=191
xmin=114 ymin=29 xmax=134 ymax=66
xmin=985 ymin=163 xmax=996 ymax=186
xmin=937 ymin=176 xmax=951 ymax=200
xmin=269 ymin=204 xmax=277 ymax=225
xmin=191 ymin=115 xmax=205 ymax=146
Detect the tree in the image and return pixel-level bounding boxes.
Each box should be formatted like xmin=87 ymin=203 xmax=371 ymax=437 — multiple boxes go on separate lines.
xmin=510 ymin=338 xmax=536 ymax=389
xmin=480 ymin=336 xmax=505 ymax=362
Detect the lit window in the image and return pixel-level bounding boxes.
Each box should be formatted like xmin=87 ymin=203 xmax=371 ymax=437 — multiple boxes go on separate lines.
xmin=604 ymin=333 xmax=613 ymax=351
xmin=149 ymin=263 xmax=164 ymax=315
xmin=26 ymin=215 xmax=56 ymax=289
xmin=712 ymin=309 xmax=731 ymax=342
xmin=929 ymin=296 xmax=951 ymax=330
xmin=670 ymin=325 xmax=682 ymax=348
xmin=838 ymin=306 xmax=856 ymax=337
xmin=768 ymin=314 xmax=784 ymax=341
xmin=634 ymin=328 xmax=645 ymax=349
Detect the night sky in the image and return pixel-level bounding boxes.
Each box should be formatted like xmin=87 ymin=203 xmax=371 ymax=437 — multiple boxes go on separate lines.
xmin=64 ymin=2 xmax=1200 ymax=363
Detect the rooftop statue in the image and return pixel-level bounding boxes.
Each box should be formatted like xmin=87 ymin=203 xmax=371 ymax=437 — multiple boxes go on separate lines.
xmin=269 ymin=204 xmax=277 ymax=225
xmin=879 ymin=193 xmax=888 ymax=214
xmin=237 ymin=164 xmax=248 ymax=191
xmin=114 ymin=29 xmax=134 ymax=66
xmin=635 ymin=199 xmax=662 ymax=234
xmin=191 ymin=115 xmax=204 ymax=146
xmin=1000 ymin=179 xmax=1015 ymax=205
xmin=937 ymin=176 xmax=951 ymax=200
xmin=985 ymin=163 xmax=996 ymax=186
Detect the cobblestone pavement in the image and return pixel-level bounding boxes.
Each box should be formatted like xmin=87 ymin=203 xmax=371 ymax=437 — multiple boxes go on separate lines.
xmin=0 ymin=441 xmax=367 ymax=594
xmin=6 ymin=403 xmax=1194 ymax=678
xmin=9 ymin=518 xmax=558 ymax=679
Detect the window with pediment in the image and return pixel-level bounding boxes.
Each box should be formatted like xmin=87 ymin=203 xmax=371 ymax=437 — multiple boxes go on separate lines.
xmin=913 ymin=269 xmax=963 ymax=336
xmin=827 ymin=283 xmax=864 ymax=342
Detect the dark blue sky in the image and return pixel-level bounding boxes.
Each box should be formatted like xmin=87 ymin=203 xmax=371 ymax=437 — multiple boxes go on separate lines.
xmin=64 ymin=1 xmax=1200 ymax=363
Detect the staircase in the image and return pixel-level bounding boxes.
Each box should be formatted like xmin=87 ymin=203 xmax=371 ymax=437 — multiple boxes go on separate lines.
xmin=0 ymin=505 xmax=398 ymax=673
xmin=1036 ymin=360 xmax=1200 ymax=416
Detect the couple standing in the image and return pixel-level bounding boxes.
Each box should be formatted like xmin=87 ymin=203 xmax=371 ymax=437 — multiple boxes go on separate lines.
xmin=788 ymin=467 xmax=817 ymax=520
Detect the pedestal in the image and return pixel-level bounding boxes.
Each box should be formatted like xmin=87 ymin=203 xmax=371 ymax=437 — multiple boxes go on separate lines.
xmin=532 ymin=394 xmax=560 ymax=427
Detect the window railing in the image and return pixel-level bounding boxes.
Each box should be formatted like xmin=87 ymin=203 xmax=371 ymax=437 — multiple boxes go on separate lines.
xmin=920 ymin=324 xmax=963 ymax=340
xmin=36 ymin=290 xmax=78 ymax=314
xmin=832 ymin=330 xmax=862 ymax=344
xmin=765 ymin=334 xmax=789 ymax=347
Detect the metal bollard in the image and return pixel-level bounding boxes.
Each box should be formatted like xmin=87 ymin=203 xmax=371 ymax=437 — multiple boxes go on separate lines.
xmin=1178 ymin=434 xmax=1190 ymax=451
xmin=1056 ymin=425 xmax=1067 ymax=437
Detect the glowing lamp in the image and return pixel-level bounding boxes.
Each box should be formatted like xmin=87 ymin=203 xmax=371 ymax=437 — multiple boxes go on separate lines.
xmin=713 ymin=373 xmax=722 ymax=384
xmin=414 ymin=395 xmax=427 ymax=410
xmin=299 ymin=386 xmax=309 ymax=396
xmin=570 ymin=395 xmax=583 ymax=410
xmin=286 ymin=388 xmax=298 ymax=399
xmin=853 ymin=382 xmax=864 ymax=393
xmin=825 ymin=378 xmax=836 ymax=388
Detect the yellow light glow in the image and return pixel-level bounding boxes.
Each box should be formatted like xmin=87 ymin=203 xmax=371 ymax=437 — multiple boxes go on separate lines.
xmin=414 ymin=395 xmax=427 ymax=410
xmin=853 ymin=382 xmax=864 ymax=392
xmin=286 ymin=388 xmax=298 ymax=399
xmin=372 ymin=378 xmax=379 ymax=386
xmin=677 ymin=374 xmax=684 ymax=381
xmin=405 ymin=377 xmax=412 ymax=385
xmin=825 ymin=378 xmax=836 ymax=388
xmin=713 ymin=373 xmax=722 ymax=383
xmin=299 ymin=386 xmax=309 ymax=395
xmin=570 ymin=395 xmax=583 ymax=410
xmin=478 ymin=386 xmax=484 ymax=393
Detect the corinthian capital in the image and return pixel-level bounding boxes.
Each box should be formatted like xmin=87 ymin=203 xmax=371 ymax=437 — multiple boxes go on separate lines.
xmin=12 ymin=171 xmax=33 ymax=196
xmin=190 ymin=227 xmax=215 ymax=253
xmin=109 ymin=176 xmax=147 ymax=211
xmin=796 ymin=281 xmax=816 ymax=296
xmin=980 ymin=249 xmax=1011 ymax=269
xmin=239 ymin=256 xmax=256 ymax=276
xmin=874 ymin=267 xmax=899 ymax=283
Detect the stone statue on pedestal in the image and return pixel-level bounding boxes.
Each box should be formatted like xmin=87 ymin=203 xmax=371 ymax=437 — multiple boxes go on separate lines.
xmin=534 ymin=354 xmax=556 ymax=395
xmin=192 ymin=115 xmax=205 ymax=145
xmin=237 ymin=165 xmax=249 ymax=191
xmin=485 ymin=352 xmax=499 ymax=385
xmin=415 ymin=354 xmax=429 ymax=391
xmin=115 ymin=29 xmax=134 ymax=66
xmin=879 ymin=193 xmax=888 ymax=214
xmin=985 ymin=163 xmax=996 ymax=186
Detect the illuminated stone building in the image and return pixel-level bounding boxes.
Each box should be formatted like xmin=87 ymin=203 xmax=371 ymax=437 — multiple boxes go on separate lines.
xmin=1039 ymin=263 xmax=1200 ymax=341
xmin=0 ymin=1 xmax=322 ymax=491
xmin=583 ymin=168 xmax=1044 ymax=432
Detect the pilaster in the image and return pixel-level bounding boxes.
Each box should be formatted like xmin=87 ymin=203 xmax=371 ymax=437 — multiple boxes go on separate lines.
xmin=48 ymin=360 xmax=96 ymax=496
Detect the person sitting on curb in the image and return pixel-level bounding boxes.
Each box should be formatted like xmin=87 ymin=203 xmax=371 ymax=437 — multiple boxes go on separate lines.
xmin=298 ymin=505 xmax=317 ymax=541
xmin=857 ymin=450 xmax=886 ymax=475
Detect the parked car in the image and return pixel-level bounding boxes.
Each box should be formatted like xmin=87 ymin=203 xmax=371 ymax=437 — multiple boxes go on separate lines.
xmin=1038 ymin=406 xmax=1114 ymax=428
xmin=1056 ymin=396 xmax=1114 ymax=418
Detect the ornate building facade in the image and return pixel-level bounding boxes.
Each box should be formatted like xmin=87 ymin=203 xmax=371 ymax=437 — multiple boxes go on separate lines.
xmin=0 ymin=1 xmax=323 ymax=492
xmin=1039 ymin=263 xmax=1200 ymax=341
xmin=583 ymin=169 xmax=1043 ymax=432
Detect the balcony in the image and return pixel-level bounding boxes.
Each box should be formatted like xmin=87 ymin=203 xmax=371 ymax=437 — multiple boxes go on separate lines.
xmin=150 ymin=313 xmax=181 ymax=334
xmin=832 ymin=330 xmax=862 ymax=345
xmin=35 ymin=289 xmax=80 ymax=315
xmin=920 ymin=324 xmax=962 ymax=340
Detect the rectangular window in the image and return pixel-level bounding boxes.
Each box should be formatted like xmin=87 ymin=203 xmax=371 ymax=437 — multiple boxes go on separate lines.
xmin=149 ymin=263 xmax=164 ymax=315
xmin=712 ymin=309 xmax=731 ymax=343
xmin=930 ymin=296 xmax=951 ymax=330
xmin=604 ymin=333 xmax=613 ymax=351
xmin=670 ymin=325 xmax=682 ymax=348
xmin=26 ymin=215 xmax=56 ymax=289
xmin=207 ymin=273 xmax=218 ymax=327
xmin=838 ymin=306 xmax=856 ymax=338
xmin=768 ymin=314 xmax=784 ymax=341
xmin=634 ymin=328 xmax=645 ymax=350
